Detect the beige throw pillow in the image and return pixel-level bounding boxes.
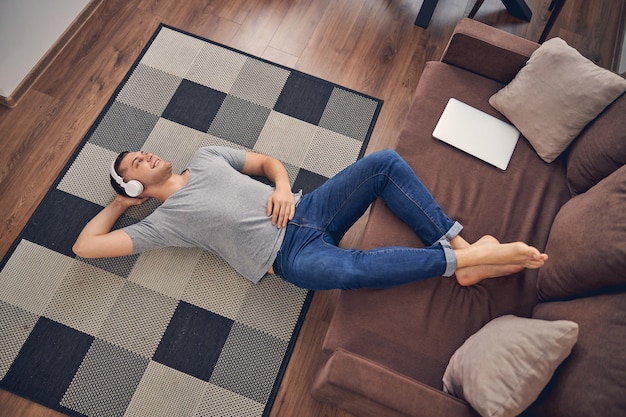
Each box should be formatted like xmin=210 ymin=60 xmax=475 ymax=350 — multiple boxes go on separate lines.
xmin=443 ymin=315 xmax=579 ymax=417
xmin=489 ymin=37 xmax=626 ymax=163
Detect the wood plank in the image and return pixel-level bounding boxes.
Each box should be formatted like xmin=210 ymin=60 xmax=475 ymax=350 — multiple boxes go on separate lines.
xmin=137 ymin=0 xmax=241 ymax=44
xmin=296 ymin=0 xmax=368 ymax=81
xmin=0 ymin=5 xmax=162 ymax=258
xmin=268 ymin=0 xmax=333 ymax=57
xmin=206 ymin=0 xmax=256 ymax=25
xmin=0 ymin=390 xmax=66 ymax=417
xmin=262 ymin=46 xmax=300 ymax=68
xmin=228 ymin=0 xmax=294 ymax=57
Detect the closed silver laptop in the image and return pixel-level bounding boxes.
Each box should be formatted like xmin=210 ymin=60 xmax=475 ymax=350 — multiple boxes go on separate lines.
xmin=432 ymin=98 xmax=520 ymax=170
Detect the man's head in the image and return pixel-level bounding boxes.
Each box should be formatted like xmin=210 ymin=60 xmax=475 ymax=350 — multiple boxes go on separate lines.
xmin=110 ymin=151 xmax=139 ymax=197
xmin=110 ymin=151 xmax=173 ymax=197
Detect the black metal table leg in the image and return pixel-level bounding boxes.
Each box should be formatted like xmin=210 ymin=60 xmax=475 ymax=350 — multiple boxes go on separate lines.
xmin=501 ymin=0 xmax=532 ymax=21
xmin=468 ymin=0 xmax=532 ymax=21
xmin=415 ymin=0 xmax=440 ymax=28
xmin=539 ymin=0 xmax=566 ymax=42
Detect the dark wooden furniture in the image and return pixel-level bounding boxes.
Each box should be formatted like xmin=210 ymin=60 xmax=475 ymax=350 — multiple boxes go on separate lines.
xmin=539 ymin=0 xmax=567 ymax=42
xmin=416 ymin=0 xmax=532 ymax=28
xmin=415 ymin=0 xmax=440 ymax=28
xmin=469 ymin=0 xmax=567 ymax=43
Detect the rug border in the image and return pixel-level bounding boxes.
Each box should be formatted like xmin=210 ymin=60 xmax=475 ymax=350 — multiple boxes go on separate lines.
xmin=262 ymin=289 xmax=314 ymax=417
xmin=1 ymin=22 xmax=383 ymax=416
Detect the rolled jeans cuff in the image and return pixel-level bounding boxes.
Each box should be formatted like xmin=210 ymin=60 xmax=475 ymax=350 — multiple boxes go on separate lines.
xmin=444 ymin=221 xmax=463 ymax=242
xmin=439 ymin=221 xmax=462 ymax=277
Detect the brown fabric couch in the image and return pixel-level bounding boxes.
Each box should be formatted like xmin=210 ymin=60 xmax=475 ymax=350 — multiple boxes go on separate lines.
xmin=311 ymin=18 xmax=626 ymax=417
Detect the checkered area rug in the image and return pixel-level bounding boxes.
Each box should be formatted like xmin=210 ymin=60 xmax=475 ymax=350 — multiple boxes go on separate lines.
xmin=0 ymin=25 xmax=382 ymax=417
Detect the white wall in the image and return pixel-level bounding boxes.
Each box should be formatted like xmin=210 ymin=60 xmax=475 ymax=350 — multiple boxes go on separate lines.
xmin=0 ymin=0 xmax=89 ymax=97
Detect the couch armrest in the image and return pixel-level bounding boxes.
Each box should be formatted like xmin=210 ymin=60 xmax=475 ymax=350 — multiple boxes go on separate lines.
xmin=311 ymin=348 xmax=479 ymax=417
xmin=441 ymin=18 xmax=539 ymax=84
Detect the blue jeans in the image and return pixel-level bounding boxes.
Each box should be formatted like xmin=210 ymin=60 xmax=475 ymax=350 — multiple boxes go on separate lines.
xmin=274 ymin=149 xmax=462 ymax=290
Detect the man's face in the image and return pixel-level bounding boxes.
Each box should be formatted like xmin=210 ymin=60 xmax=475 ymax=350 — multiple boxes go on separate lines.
xmin=118 ymin=151 xmax=173 ymax=187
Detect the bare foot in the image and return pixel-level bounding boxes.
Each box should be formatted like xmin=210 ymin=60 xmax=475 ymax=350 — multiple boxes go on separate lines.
xmin=455 ymin=264 xmax=525 ymax=286
xmin=455 ymin=235 xmax=547 ymax=268
xmin=452 ymin=235 xmax=548 ymax=286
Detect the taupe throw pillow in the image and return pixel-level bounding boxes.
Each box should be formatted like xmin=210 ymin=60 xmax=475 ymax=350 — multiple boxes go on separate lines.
xmin=443 ymin=315 xmax=578 ymax=417
xmin=489 ymin=38 xmax=626 ymax=163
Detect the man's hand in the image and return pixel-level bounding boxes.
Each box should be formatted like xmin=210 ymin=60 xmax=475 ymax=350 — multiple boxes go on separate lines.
xmin=267 ymin=187 xmax=295 ymax=228
xmin=242 ymin=151 xmax=295 ymax=229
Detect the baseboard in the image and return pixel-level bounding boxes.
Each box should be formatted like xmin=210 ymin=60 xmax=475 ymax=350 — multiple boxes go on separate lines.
xmin=0 ymin=0 xmax=104 ymax=109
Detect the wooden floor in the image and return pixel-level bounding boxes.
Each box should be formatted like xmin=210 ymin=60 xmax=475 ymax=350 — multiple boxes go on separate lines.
xmin=1 ymin=1 xmax=624 ymax=416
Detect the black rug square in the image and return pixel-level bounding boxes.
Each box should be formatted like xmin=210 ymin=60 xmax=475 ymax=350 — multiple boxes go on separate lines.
xmin=292 ymin=169 xmax=330 ymax=193
xmin=0 ymin=318 xmax=94 ymax=408
xmin=162 ymin=79 xmax=227 ymax=132
xmin=21 ymin=190 xmax=103 ymax=258
xmin=153 ymin=301 xmax=234 ymax=382
xmin=274 ymin=72 xmax=334 ymax=125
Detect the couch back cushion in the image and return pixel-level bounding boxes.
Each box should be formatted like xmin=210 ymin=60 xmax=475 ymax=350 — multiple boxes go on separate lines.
xmin=566 ymin=76 xmax=626 ymax=194
xmin=537 ymin=165 xmax=626 ymax=300
xmin=530 ymin=293 xmax=626 ymax=417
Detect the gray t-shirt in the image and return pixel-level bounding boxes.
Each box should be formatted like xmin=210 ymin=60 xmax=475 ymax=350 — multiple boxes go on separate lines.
xmin=123 ymin=146 xmax=301 ymax=283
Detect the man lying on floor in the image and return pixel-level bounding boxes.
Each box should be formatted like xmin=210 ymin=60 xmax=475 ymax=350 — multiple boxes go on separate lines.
xmin=73 ymin=146 xmax=547 ymax=290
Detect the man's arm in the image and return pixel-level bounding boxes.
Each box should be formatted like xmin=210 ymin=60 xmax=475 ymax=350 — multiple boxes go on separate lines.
xmin=242 ymin=152 xmax=295 ymax=228
xmin=72 ymin=194 xmax=146 ymax=258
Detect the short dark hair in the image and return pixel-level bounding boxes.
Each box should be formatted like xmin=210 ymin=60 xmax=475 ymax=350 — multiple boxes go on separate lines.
xmin=110 ymin=151 xmax=130 ymax=197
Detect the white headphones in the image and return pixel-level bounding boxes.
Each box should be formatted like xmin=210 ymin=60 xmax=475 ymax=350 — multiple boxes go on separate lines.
xmin=110 ymin=160 xmax=144 ymax=197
